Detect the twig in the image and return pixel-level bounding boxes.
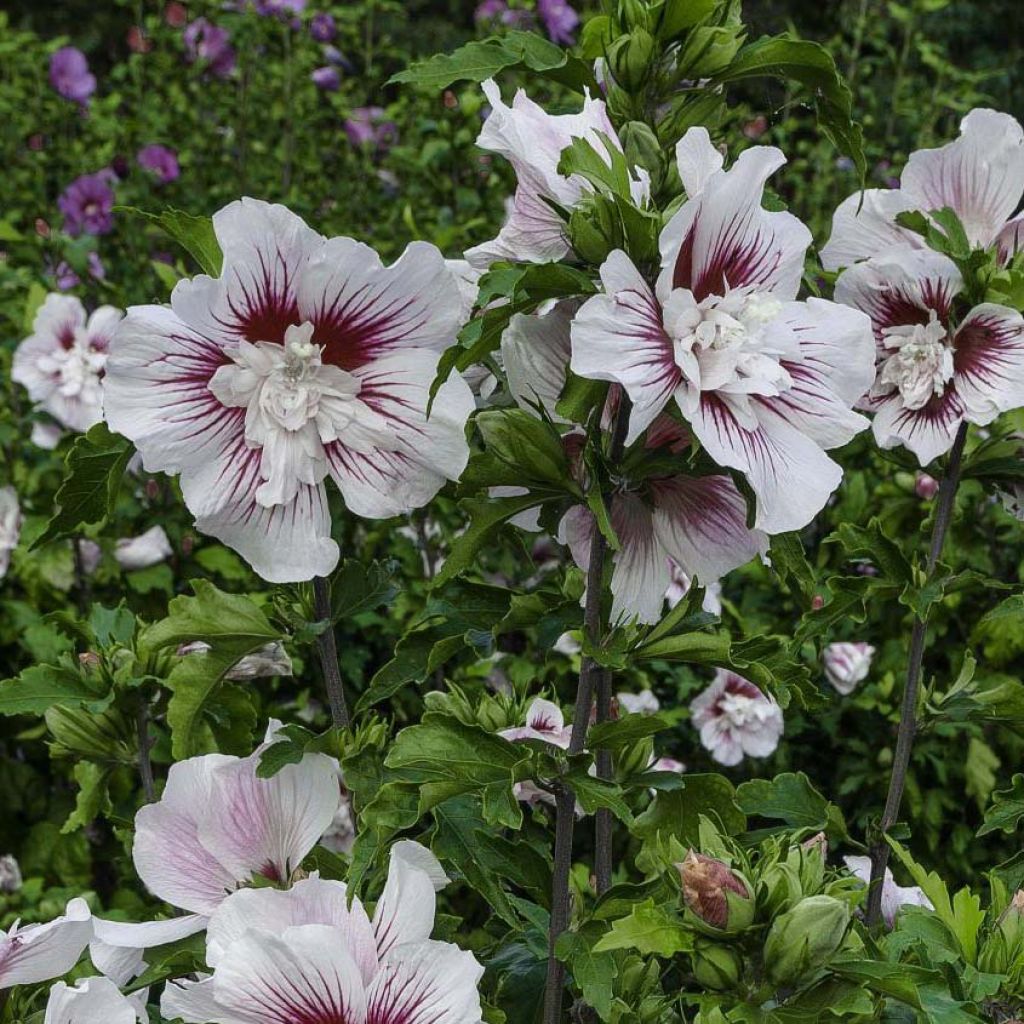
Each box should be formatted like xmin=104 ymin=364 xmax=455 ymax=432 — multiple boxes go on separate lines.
xmin=866 ymin=422 xmax=968 ymax=926
xmin=313 ymin=576 xmax=351 ymax=729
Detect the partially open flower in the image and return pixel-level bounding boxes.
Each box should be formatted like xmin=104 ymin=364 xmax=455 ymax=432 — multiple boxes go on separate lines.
xmin=844 ymin=855 xmax=932 ymax=929
xmin=114 ymin=525 xmax=173 ymax=570
xmin=823 ymin=641 xmax=875 ymax=695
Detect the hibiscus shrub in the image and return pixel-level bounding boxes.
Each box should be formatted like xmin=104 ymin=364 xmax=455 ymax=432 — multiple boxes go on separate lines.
xmin=3 ymin=2 xmax=1024 ymax=1024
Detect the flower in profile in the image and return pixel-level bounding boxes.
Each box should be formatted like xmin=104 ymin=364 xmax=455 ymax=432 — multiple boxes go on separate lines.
xmin=58 ymin=171 xmax=116 ymax=236
xmin=132 ymin=730 xmax=341 ymax=916
xmin=114 ymin=525 xmax=173 ymax=570
xmin=49 ymin=47 xmax=96 ymax=105
xmin=844 ymin=856 xmax=932 ymax=928
xmin=821 ymin=109 xmax=1024 ymax=271
xmin=137 ymin=143 xmax=180 ymax=183
xmin=183 ymin=18 xmax=236 ymax=78
xmin=467 ymin=79 xmax=648 ymax=269
xmin=833 ymin=249 xmax=1024 ymax=464
xmin=0 ymin=898 xmax=92 ymax=989
xmin=103 ymin=198 xmax=474 ymax=582
xmin=13 ymin=293 xmax=121 ymax=433
xmin=689 ymin=669 xmax=783 ymax=766
xmin=570 ymin=127 xmax=876 ymax=533
xmin=162 ymin=843 xmax=483 ymax=1024
xmin=538 ymin=0 xmax=578 ymax=44
xmin=309 ymin=11 xmax=336 ymax=41
xmin=0 ymin=488 xmax=21 ymax=580
xmin=44 ymin=976 xmax=143 ymax=1024
xmin=823 ymin=641 xmax=874 ymax=695
xmin=311 ymin=66 xmax=340 ymax=91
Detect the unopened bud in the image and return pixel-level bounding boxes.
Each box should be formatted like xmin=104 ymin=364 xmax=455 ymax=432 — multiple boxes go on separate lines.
xmin=764 ymin=895 xmax=850 ymax=987
xmin=606 ymin=29 xmax=657 ymax=92
xmin=690 ymin=939 xmax=742 ymax=991
xmin=915 ymin=474 xmax=939 ymax=499
xmin=78 ymin=651 xmax=101 ymax=671
xmin=677 ymin=851 xmax=754 ymax=934
xmin=567 ymin=196 xmax=623 ymax=265
xmin=811 ymin=594 xmax=825 ymax=610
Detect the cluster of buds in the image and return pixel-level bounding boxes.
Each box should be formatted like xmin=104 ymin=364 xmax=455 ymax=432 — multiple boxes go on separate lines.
xmin=980 ymin=890 xmax=1024 ymax=996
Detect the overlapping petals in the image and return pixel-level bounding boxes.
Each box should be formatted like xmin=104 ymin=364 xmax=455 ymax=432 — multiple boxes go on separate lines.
xmin=104 ymin=198 xmax=474 ymax=582
xmin=0 ymin=897 xmax=92 ymax=989
xmin=499 ymin=697 xmax=572 ymax=748
xmin=13 ymin=293 xmax=122 ymax=434
xmin=821 ymin=108 xmax=1024 ymax=270
xmin=570 ymin=128 xmax=875 ymax=533
xmin=689 ymin=669 xmax=783 ymax=767
xmin=834 ymin=249 xmax=1024 ymax=463
xmin=466 ymin=79 xmax=648 ymax=268
xmin=44 ymin=976 xmax=143 ymax=1024
xmin=161 ymin=843 xmax=482 ymax=1024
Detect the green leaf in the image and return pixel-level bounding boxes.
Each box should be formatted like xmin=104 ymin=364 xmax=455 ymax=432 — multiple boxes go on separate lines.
xmin=476 ymin=408 xmax=576 ymax=491
xmin=592 ymin=900 xmax=693 ymax=956
xmin=769 ymin=532 xmax=817 ymax=598
xmin=979 ymin=773 xmax=1024 ymax=836
xmin=564 ymin=764 xmax=634 ymax=824
xmin=555 ymin=923 xmax=618 ymax=1020
xmin=117 ymin=206 xmax=222 ymax=276
xmin=329 ymin=558 xmax=400 ymax=620
xmin=736 ymin=772 xmax=848 ymax=839
xmin=33 ymin=424 xmax=133 ymax=548
xmin=0 ymin=662 xmax=111 ymax=717
xmin=62 ymin=762 xmax=111 ymax=833
xmin=588 ymin=713 xmax=670 ymax=753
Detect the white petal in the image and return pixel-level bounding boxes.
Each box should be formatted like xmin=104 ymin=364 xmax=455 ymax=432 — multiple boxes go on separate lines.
xmin=114 ymin=525 xmax=173 ymax=571
xmin=571 ymin=251 xmax=679 ymax=444
xmin=674 ymin=127 xmax=724 ymax=199
xmin=501 ymin=302 xmax=575 ymax=421
xmin=819 ymin=189 xmax=921 ymax=271
xmin=91 ymin=914 xmax=208 ymax=951
xmin=367 ymin=940 xmax=483 ymax=1024
xmin=44 ymin=976 xmax=139 ymax=1024
xmin=161 ymin=976 xmax=221 ymax=1024
xmin=0 ymin=897 xmax=92 ymax=988
xmin=607 ymin=492 xmax=670 ymax=626
xmin=901 ymin=108 xmax=1024 ymax=249
xmin=373 ymin=843 xmax=442 ymax=958
xmin=869 ymin=390 xmax=965 ymax=466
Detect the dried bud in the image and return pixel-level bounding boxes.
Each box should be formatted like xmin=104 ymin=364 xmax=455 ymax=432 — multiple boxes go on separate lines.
xmin=764 ymin=895 xmax=850 ymax=987
xmin=35 ymin=218 xmax=50 ymax=238
xmin=677 ymin=851 xmax=754 ymax=934
xmin=802 ymin=832 xmax=828 ymax=859
xmin=78 ymin=651 xmax=101 ymax=671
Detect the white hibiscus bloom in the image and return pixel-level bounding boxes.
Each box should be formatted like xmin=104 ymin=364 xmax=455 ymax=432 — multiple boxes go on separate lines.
xmin=689 ymin=669 xmax=783 ymax=767
xmin=103 ymin=199 xmax=474 ymax=583
xmin=617 ymin=690 xmax=660 ymax=715
xmin=44 ymin=976 xmax=144 ymax=1024
xmin=0 ymin=487 xmax=21 ymax=580
xmin=162 ymin=843 xmax=483 ymax=1024
xmin=466 ymin=78 xmax=649 ymax=269
xmin=833 ymin=249 xmax=1024 ymax=464
xmin=114 ymin=525 xmax=173 ymax=571
xmin=821 ymin=109 xmax=1024 ymax=271
xmin=823 ymin=641 xmax=875 ymax=695
xmin=0 ymin=897 xmax=92 ymax=989
xmin=500 ymin=697 xmax=572 ymax=749
xmin=844 ymin=856 xmax=933 ymax=929
xmin=13 ymin=293 xmax=121 ymax=433
xmin=569 ymin=127 xmax=876 ymax=533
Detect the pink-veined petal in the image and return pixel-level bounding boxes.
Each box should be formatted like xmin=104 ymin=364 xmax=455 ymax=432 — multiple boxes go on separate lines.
xmin=366 ymin=940 xmax=483 ymax=1024
xmin=869 ymin=388 xmax=965 ymax=466
xmin=607 ymin=492 xmax=670 ymax=626
xmin=571 ymin=250 xmax=679 ymax=445
xmin=373 ymin=843 xmax=447 ymax=959
xmin=901 ymin=108 xmax=1024 ymax=249
xmin=44 ymin=977 xmax=139 ymax=1024
xmin=996 ymin=212 xmax=1024 ymax=264
xmin=819 ymin=189 xmax=921 ymax=272
xmin=0 ymin=897 xmax=92 ymax=989
xmin=953 ymin=303 xmax=1024 ymax=421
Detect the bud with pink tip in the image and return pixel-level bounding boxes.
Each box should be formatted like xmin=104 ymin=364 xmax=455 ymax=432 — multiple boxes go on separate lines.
xmin=915 ymin=473 xmax=939 ymax=499
xmin=676 ymin=851 xmax=754 ymax=934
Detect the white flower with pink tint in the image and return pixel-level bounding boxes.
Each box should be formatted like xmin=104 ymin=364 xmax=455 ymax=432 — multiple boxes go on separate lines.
xmin=823 ymin=641 xmax=875 ymax=695
xmin=500 ymin=697 xmax=572 ymax=749
xmin=0 ymin=897 xmax=92 ymax=990
xmin=162 ymin=843 xmax=483 ymax=1024
xmin=466 ymin=79 xmax=649 ymax=269
xmin=13 ymin=294 xmax=121 ymax=433
xmin=570 ymin=127 xmax=876 ymax=533
xmin=0 ymin=487 xmax=21 ymax=580
xmin=844 ymin=856 xmax=932 ymax=929
xmin=44 ymin=976 xmax=144 ymax=1024
xmin=132 ymin=731 xmax=341 ymax=917
xmin=617 ymin=690 xmax=659 ymax=715
xmin=114 ymin=525 xmax=173 ymax=570
xmin=689 ymin=669 xmax=783 ymax=767
xmin=821 ymin=109 xmax=1024 ymax=271
xmin=833 ymin=249 xmax=1024 ymax=464
xmin=103 ymin=199 xmax=474 ymax=583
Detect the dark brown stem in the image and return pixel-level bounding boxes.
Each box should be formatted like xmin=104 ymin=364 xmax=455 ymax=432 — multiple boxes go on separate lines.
xmin=543 ymin=397 xmax=630 ymax=1024
xmin=865 ymin=422 xmax=968 ymax=926
xmin=594 ymin=668 xmax=613 ymax=895
xmin=313 ymin=576 xmax=350 ymax=729
xmin=136 ymin=699 xmax=156 ymax=804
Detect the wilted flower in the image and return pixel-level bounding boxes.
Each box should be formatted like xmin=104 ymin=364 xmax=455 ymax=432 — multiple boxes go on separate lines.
xmin=823 ymin=641 xmax=874 ymax=695
xmin=537 ymin=0 xmax=579 ymax=44
xmin=570 ymin=127 xmax=876 ymax=533
xmin=58 ymin=170 xmax=116 ymax=236
xmin=309 ymin=11 xmax=336 ymax=41
xmin=49 ymin=47 xmax=96 ymax=105
xmin=466 ymin=78 xmax=649 ymax=268
xmin=844 ymin=855 xmax=932 ymax=928
xmin=44 ymin=976 xmax=144 ymax=1024
xmin=677 ymin=851 xmax=753 ymax=932
xmin=103 ymin=198 xmax=473 ymax=582
xmin=183 ymin=18 xmax=236 ymax=78
xmin=137 ymin=143 xmax=180 ymax=183
xmin=617 ymin=690 xmax=660 ymax=715
xmin=0 ymin=898 xmax=92 ymax=989
xmin=114 ymin=525 xmax=173 ymax=570
xmin=690 ymin=669 xmax=783 ymax=766
xmin=0 ymin=488 xmax=21 ymax=580
xmin=13 ymin=293 xmax=121 ymax=433
xmin=311 ymin=65 xmax=340 ymax=91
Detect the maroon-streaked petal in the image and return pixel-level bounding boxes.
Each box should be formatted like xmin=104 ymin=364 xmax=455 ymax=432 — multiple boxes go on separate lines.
xmin=607 ymin=492 xmax=670 ymax=625
xmin=996 ymin=212 xmax=1024 ymax=264
xmin=819 ymin=188 xmax=921 ymax=271
xmin=870 ymin=387 xmax=965 ymax=466
xmin=953 ymin=302 xmax=1024 ymax=422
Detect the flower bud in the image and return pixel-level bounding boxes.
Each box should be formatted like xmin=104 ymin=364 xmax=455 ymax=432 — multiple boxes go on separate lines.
xmin=982 ymin=890 xmax=1024 ymax=977
xmin=823 ymin=642 xmax=875 ymax=695
xmin=606 ymin=29 xmax=657 ymax=92
xmin=675 ymin=24 xmax=742 ymax=78
xmin=0 ymin=854 xmax=22 ymax=893
xmin=45 ymin=705 xmax=133 ymax=762
xmin=690 ymin=939 xmax=742 ymax=991
xmin=619 ymin=120 xmax=665 ymax=190
xmin=677 ymin=851 xmax=754 ymax=934
xmin=764 ymin=895 xmax=850 ymax=987
xmin=618 ymin=0 xmax=651 ymax=32
xmin=567 ymin=196 xmax=623 ymax=265
xmin=915 ymin=473 xmax=939 ymax=499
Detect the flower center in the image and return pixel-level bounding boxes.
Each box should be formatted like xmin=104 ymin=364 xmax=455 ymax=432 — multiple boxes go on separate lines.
xmin=209 ymin=322 xmax=366 ymax=508
xmin=39 ymin=337 xmax=105 ymax=399
xmin=878 ymin=310 xmax=952 ymax=410
xmin=718 ymin=691 xmax=768 ymax=728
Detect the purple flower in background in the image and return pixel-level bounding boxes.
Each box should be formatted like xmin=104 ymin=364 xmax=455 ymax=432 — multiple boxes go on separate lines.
xmin=538 ymin=0 xmax=578 ymax=44
xmin=49 ymin=47 xmax=96 ymax=105
xmin=53 ymin=252 xmax=106 ymax=291
xmin=311 ymin=66 xmax=340 ymax=91
xmin=321 ymin=45 xmax=354 ymax=72
xmin=255 ymin=0 xmax=306 ymax=16
xmin=137 ymin=144 xmax=180 ymax=183
xmin=58 ymin=171 xmax=115 ymax=236
xmin=345 ymin=107 xmax=398 ymax=151
xmin=183 ymin=18 xmax=236 ymax=78
xmin=475 ymin=0 xmax=508 ymax=21
xmin=309 ymin=12 xmax=336 ymax=42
